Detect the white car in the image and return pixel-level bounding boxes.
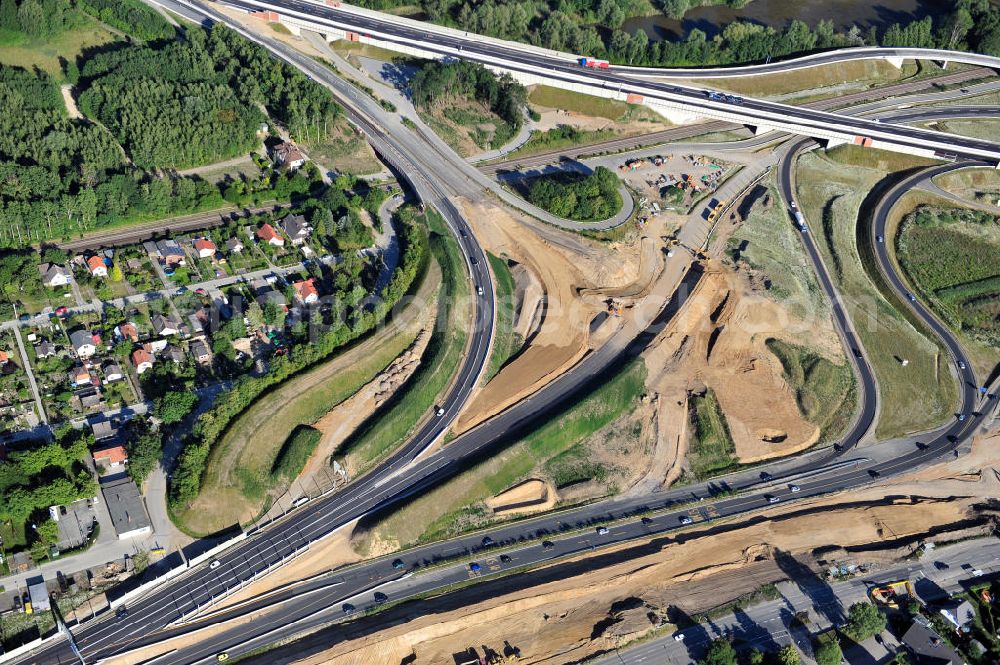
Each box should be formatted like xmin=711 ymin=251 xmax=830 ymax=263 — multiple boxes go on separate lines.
xmin=210 ymin=560 xmax=221 ymax=570
xmin=767 ymin=495 xmax=780 ymax=504
xmin=477 ymin=285 xmax=484 ymax=296
xmin=436 ymin=406 xmax=445 ymax=416
xmin=596 ymin=526 xmax=609 ymax=536
xmin=789 ymin=484 xmax=801 ymax=493
xmin=679 ymin=516 xmax=693 ymax=525
xmin=673 ymin=632 xmax=685 ymax=642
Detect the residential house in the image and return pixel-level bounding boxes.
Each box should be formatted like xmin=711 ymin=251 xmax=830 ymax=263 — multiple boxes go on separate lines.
xmin=256 ymin=288 xmax=287 ymax=310
xmin=69 ymin=365 xmax=93 ymax=388
xmin=155 ymin=240 xmax=186 ymax=267
xmin=132 ymin=348 xmax=154 ymax=375
xmin=270 ymin=140 xmax=306 ymax=170
xmin=79 ymin=389 xmax=104 ymax=410
xmin=190 ymin=339 xmax=212 ymax=365
xmin=70 ymin=330 xmax=99 ymax=358
xmin=102 ymin=361 xmax=124 ymax=383
xmin=34 ymin=341 xmax=56 ymax=358
xmin=292 ymin=278 xmax=319 ymax=305
xmin=225 ymin=237 xmax=245 ymax=254
xmin=115 ymin=323 xmax=139 ymax=343
xmin=939 ymin=599 xmax=976 ymax=632
xmin=90 ymin=419 xmax=119 ymax=442
xmin=87 ymin=256 xmax=108 ymax=278
xmin=193 ymin=238 xmax=217 ymax=259
xmin=190 ymin=308 xmax=212 ymax=335
xmin=257 ymin=223 xmax=285 ymax=247
xmin=145 ymin=339 xmax=168 ymax=354
xmin=151 ymin=314 xmax=182 ymax=337
xmin=164 ymin=344 xmax=186 ymax=364
xmin=902 ymin=616 xmax=966 ymax=664
xmin=280 ymin=214 xmax=311 ymax=245
xmin=38 ymin=263 xmax=71 ymax=288
xmin=93 ymin=444 xmax=128 ymax=470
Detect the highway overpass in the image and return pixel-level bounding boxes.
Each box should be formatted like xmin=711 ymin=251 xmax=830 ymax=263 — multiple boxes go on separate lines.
xmin=216 ymin=0 xmax=1000 ymax=163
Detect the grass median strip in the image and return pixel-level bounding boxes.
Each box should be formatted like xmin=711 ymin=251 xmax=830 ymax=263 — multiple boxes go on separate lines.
xmin=485 ymin=253 xmax=522 ymax=381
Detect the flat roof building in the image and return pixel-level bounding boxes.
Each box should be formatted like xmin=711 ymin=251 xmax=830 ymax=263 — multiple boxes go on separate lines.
xmin=100 ymin=476 xmax=152 ymax=540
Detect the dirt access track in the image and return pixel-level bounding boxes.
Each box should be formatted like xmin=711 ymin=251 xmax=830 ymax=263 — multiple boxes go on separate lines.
xmin=233 ymin=430 xmax=1000 ymax=665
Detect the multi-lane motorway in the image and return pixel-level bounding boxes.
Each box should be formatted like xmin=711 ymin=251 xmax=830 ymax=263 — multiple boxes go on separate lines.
xmin=227 ymin=0 xmax=1000 ymax=161
xmin=12 ymin=5 xmax=1000 ymax=663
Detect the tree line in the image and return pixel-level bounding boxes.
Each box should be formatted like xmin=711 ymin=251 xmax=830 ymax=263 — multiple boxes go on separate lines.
xmin=0 ymin=0 xmax=76 ymax=39
xmin=169 ymin=210 xmax=428 ymax=510
xmin=78 ymin=0 xmax=176 ymax=42
xmin=358 ymin=0 xmax=1000 ymax=67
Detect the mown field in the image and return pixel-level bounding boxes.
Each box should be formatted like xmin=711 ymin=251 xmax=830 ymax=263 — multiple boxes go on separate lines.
xmin=795 ymin=149 xmax=958 ymax=439
xmin=897 ymin=205 xmax=1000 ymax=349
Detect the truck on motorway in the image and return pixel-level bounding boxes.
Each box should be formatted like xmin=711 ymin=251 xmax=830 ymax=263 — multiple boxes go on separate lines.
xmin=794 ymin=211 xmax=807 ymax=231
xmin=577 ymin=57 xmax=609 ymax=69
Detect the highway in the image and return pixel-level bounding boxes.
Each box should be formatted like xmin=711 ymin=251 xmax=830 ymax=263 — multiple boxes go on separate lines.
xmin=11 ymin=7 xmax=999 ymax=665
xmin=225 ymin=0 xmax=1000 ymax=162
xmin=83 ymin=109 xmax=996 ymax=665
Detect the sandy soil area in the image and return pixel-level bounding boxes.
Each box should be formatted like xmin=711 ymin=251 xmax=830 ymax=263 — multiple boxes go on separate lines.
xmin=485 ymin=478 xmax=558 ymax=516
xmin=451 ymin=198 xmax=646 ymax=433
xmin=643 ymin=266 xmax=825 ymax=463
xmin=60 ymin=84 xmax=82 ymax=119
xmin=253 ymin=430 xmax=1000 ymax=665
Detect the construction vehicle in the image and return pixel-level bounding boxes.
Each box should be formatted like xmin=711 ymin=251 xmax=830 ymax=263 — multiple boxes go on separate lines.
xmin=870 ymin=579 xmax=915 ymax=608
xmin=607 ymin=300 xmax=623 ymax=317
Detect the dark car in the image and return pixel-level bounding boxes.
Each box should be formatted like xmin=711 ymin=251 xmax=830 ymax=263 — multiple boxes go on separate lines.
xmin=373 ymin=592 xmax=388 ymax=605
xmin=482 ymin=536 xmax=494 ymax=547
xmin=542 ymin=540 xmax=554 ymax=550
xmin=499 ymin=554 xmax=512 ymax=563
xmin=469 ymin=562 xmax=482 ymax=573
xmin=116 ymin=606 xmax=128 ymax=618
xmin=342 ymin=603 xmax=356 ymax=614
xmin=392 ymin=558 xmax=405 ymax=570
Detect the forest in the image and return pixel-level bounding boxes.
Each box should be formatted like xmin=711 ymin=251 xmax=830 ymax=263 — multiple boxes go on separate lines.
xmin=410 ymin=60 xmax=527 ymax=132
xmin=356 ymin=0 xmax=1000 ymax=66
xmin=526 ymin=166 xmax=622 ymax=222
xmin=0 ymin=21 xmax=345 ymax=248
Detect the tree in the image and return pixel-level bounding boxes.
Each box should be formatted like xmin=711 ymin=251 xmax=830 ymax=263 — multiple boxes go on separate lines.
xmin=700 ymin=638 xmax=737 ymax=665
xmin=813 ymin=635 xmax=842 ymax=665
xmin=843 ymin=602 xmax=886 ymax=642
xmin=777 ymin=644 xmax=801 ymax=665
xmin=125 ymin=425 xmax=163 ymax=484
xmin=36 ymin=518 xmax=60 ymax=545
xmin=109 ymin=264 xmax=124 ymax=282
xmin=0 ymin=0 xmax=17 ymax=32
xmin=154 ymin=391 xmax=198 ymax=424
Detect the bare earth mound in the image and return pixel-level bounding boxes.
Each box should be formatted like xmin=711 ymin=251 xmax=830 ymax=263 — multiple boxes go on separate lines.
xmin=485 ymin=478 xmax=558 ymax=516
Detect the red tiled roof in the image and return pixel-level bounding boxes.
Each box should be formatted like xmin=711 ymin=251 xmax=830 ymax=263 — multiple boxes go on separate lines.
xmin=293 ymin=279 xmax=318 ymax=301
xmin=194 ymin=238 xmax=216 ymax=253
xmin=257 ymin=223 xmax=279 ymax=241
xmin=87 ymin=256 xmax=106 ymax=273
xmin=132 ymin=348 xmax=153 ymax=367
xmin=93 ymin=445 xmax=128 ymax=465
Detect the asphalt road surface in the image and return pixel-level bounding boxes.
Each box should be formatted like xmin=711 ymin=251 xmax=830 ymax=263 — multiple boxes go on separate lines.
xmin=226 ymin=0 xmax=1000 ymax=162
xmin=14 ymin=9 xmax=998 ymax=665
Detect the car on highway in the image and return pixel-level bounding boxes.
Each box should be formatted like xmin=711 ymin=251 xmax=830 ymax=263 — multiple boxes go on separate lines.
xmin=906 ymin=292 xmax=917 ymax=302
xmin=435 ymin=406 xmax=445 ymax=416
xmin=958 ymin=414 xmax=967 ymax=422
xmin=673 ymin=632 xmax=685 ymax=642
xmin=373 ymin=592 xmax=388 ymax=605
xmin=471 ymin=256 xmax=478 ymax=265
xmin=790 ymin=201 xmax=797 ymax=209
xmin=767 ymin=495 xmax=780 ymax=504
xmin=210 ymin=559 xmax=221 ymax=569
xmin=217 ymin=654 xmax=229 ymax=662
xmin=482 ymin=536 xmax=494 ymax=547
xmin=342 ymin=603 xmax=356 ymax=614
xmin=499 ymin=554 xmax=512 ymax=563
xmin=876 ymin=235 xmax=884 ymax=243
xmin=542 ymin=540 xmax=554 ymax=550
xmin=469 ymin=562 xmax=482 ymax=573
xmin=760 ymin=472 xmax=772 ymax=481
xmin=596 ymin=526 xmax=610 ymax=536
xmin=116 ymin=607 xmax=128 ymax=618
xmin=789 ymin=484 xmax=801 ymax=493
xmin=392 ymin=558 xmax=405 ymax=570
xmin=958 ymin=361 xmax=966 ymax=370
xmin=679 ymin=515 xmax=693 ymax=525
xmin=477 ymin=285 xmax=484 ymax=296
xmin=460 ymin=229 xmax=467 ymax=237
xmin=641 ymin=516 xmax=653 ymax=525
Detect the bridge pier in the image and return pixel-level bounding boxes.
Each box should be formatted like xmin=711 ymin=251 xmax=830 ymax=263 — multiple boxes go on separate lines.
xmin=935 ymin=59 xmax=949 ymax=69
xmin=279 ymin=20 xmax=302 ymax=36
xmin=884 ymin=56 xmax=906 ymax=69
xmin=748 ymin=123 xmax=779 ymax=136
